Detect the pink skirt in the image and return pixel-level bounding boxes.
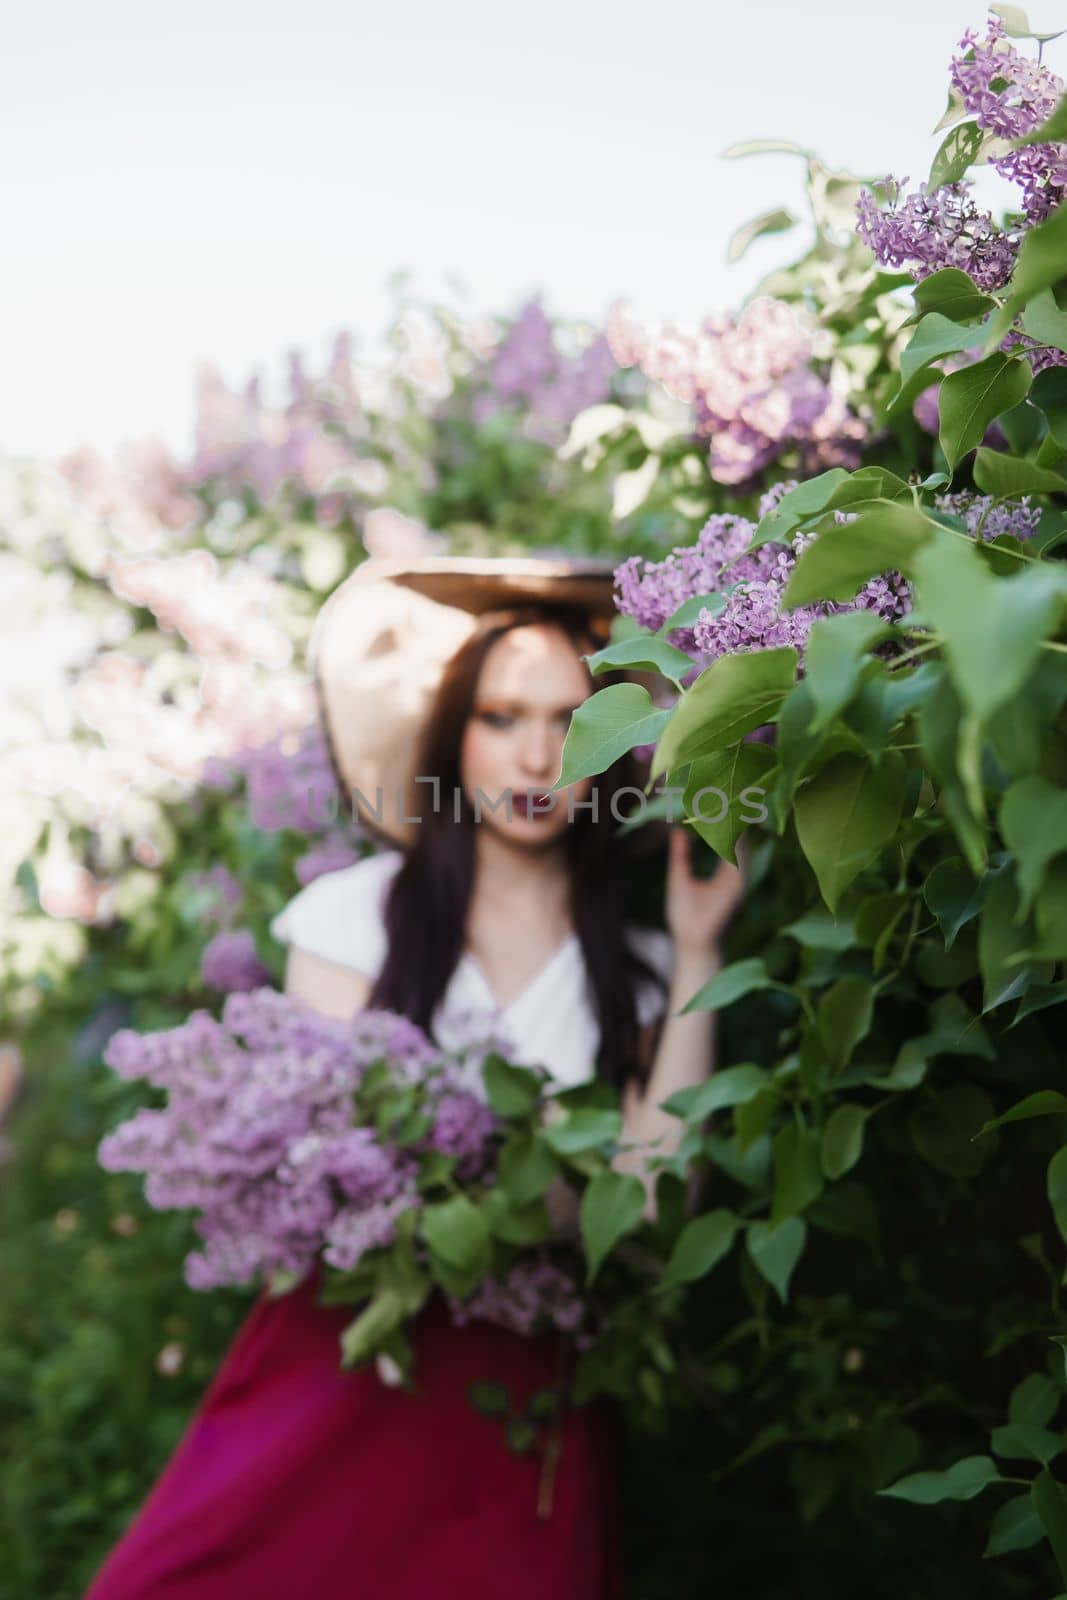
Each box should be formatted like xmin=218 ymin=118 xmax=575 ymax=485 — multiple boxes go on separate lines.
xmin=84 ymin=1266 xmax=625 ymax=1597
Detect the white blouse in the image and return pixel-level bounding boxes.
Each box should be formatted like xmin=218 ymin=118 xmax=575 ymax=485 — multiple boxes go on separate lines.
xmin=270 ymin=849 xmax=675 ymax=1093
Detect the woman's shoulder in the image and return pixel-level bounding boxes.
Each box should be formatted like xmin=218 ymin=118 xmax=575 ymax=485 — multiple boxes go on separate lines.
xmin=269 ymin=848 xmax=404 ymax=975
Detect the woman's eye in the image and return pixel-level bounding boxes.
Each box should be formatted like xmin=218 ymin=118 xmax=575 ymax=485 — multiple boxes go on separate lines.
xmin=479 ymin=711 xmax=515 ymax=729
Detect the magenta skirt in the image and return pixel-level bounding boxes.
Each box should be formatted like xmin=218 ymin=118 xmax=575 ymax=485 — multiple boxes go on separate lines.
xmin=84 ymin=1266 xmax=625 ymax=1598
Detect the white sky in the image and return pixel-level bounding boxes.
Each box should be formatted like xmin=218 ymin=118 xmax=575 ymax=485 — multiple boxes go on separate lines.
xmin=3 ymin=0 xmax=1065 ymax=458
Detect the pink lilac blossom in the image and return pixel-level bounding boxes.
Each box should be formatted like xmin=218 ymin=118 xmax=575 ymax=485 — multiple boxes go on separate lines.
xmin=607 ymin=296 xmax=866 ymax=488
xmin=613 ymin=502 xmax=911 ymax=673
xmin=200 ymin=931 xmax=272 ymax=994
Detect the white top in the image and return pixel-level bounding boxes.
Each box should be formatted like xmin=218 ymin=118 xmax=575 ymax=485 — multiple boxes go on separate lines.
xmin=270 ymin=848 xmax=675 ymax=1093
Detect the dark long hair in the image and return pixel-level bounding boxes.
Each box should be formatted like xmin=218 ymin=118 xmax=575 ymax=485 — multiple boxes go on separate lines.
xmin=364 ymin=601 xmax=668 ymax=1090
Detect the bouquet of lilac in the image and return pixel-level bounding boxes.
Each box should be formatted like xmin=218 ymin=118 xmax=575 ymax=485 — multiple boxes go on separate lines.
xmin=96 ymin=988 xmax=674 ymax=1414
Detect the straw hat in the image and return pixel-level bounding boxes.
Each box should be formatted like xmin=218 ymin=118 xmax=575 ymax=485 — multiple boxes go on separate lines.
xmin=312 ymin=555 xmax=620 ymax=848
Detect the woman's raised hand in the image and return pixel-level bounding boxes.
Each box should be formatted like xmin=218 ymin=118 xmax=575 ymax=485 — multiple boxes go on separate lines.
xmin=664 ymin=826 xmax=748 ymax=956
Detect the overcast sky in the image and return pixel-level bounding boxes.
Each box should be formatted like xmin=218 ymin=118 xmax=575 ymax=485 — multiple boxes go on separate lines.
xmin=4 ymin=0 xmax=1065 ymax=457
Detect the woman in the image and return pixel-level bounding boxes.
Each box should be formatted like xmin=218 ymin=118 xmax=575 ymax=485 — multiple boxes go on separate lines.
xmin=85 ymin=556 xmax=746 ymax=1599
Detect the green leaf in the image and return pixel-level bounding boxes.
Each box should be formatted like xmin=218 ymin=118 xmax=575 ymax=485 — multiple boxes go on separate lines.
xmin=661 ymin=591 xmax=729 ymax=632
xmin=1022 ymin=288 xmax=1067 ymax=356
xmin=1032 ymin=368 xmax=1067 ymax=450
xmin=990 ymin=4 xmax=1063 ymax=43
xmin=506 ymin=1417 xmax=539 ymax=1453
xmin=976 ymin=1091 xmax=1067 ymax=1140
xmin=1010 ymin=1372 xmax=1061 ymax=1428
xmin=910 ymin=1083 xmax=997 ymax=1177
xmin=794 ymin=750 xmax=907 ymax=915
xmin=482 ymin=1054 xmax=543 ymax=1117
xmin=554 ymin=682 xmax=671 ymax=788
xmin=340 ymin=1289 xmax=406 ymax=1369
xmin=679 ymin=956 xmax=775 ymax=1013
xmin=661 ymin=1062 xmax=769 ymax=1121
xmin=585 ymin=633 xmax=694 ymax=684
xmin=1000 ymin=778 xmax=1067 ymax=918
xmin=1048 ymin=1147 xmax=1067 ymax=1249
xmin=979 ymin=869 xmax=1039 ymax=1013
xmin=985 ymin=206 xmax=1067 ymax=351
xmin=422 ymin=1195 xmax=492 ymax=1277
xmin=542 ymin=1107 xmax=622 ymax=1154
xmin=496 ymin=1131 xmax=559 ymax=1205
xmin=973 ymin=448 xmax=1067 ymax=497
xmin=899 ymin=311 xmax=995 ymax=386
xmin=682 ymin=742 xmax=777 ymax=865
xmin=992 ymin=1422 xmax=1063 ymax=1466
xmin=816 ymin=976 xmax=876 ymax=1074
xmin=924 ymin=857 xmax=984 ymax=949
xmin=746 ymin=1215 xmax=806 ymax=1304
xmin=658 ymin=1208 xmax=740 ymax=1292
xmin=782 ymin=504 xmax=934 ymax=609
xmin=983 ymin=1492 xmax=1046 ymax=1557
xmin=651 ymin=648 xmax=797 ymax=778
xmin=749 ymin=468 xmax=852 ymax=548
xmin=913 ymin=535 xmax=1067 ymax=721
xmin=580 ymin=1170 xmax=647 ymax=1284
xmin=727 ymin=206 xmax=797 ymax=264
xmin=468 ymin=1379 xmax=511 ymax=1416
xmin=781 ymin=904 xmax=857 ymax=950
xmin=909 ymin=268 xmax=997 ymax=324
xmin=879 ymin=1454 xmax=1002 ymax=1503
xmin=928 ymin=120 xmax=986 ymax=191
xmin=771 ymin=1123 xmax=824 ymax=1224
xmin=1032 ymin=1468 xmax=1067 ymax=1585
xmin=803 ymin=609 xmax=893 ymax=733
xmin=1035 ymin=859 xmax=1067 ymax=960
xmin=938 ymin=354 xmax=1032 ymax=470
xmin=481 ymin=1188 xmax=552 ymax=1246
xmin=820 ymin=1104 xmax=867 ymax=1179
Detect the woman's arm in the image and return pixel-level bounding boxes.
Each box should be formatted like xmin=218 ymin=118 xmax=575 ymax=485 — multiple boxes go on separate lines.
xmin=283 ymin=946 xmax=372 ymax=1018
xmin=614 ymin=944 xmax=722 ymax=1221
xmin=614 ymin=828 xmax=747 ymax=1223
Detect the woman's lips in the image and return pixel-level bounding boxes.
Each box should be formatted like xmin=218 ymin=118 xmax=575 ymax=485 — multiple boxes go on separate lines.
xmin=511 ymin=790 xmax=555 ymax=816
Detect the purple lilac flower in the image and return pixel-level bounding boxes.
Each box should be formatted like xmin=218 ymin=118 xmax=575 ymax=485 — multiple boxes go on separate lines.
xmin=204 ymin=722 xmax=342 ymax=835
xmin=613 ymin=508 xmax=911 ymax=674
xmin=474 ymin=298 xmax=617 ymax=445
xmin=446 ymin=1253 xmax=589 ymax=1340
xmin=856 ymin=179 xmax=1018 ymax=291
xmin=200 ymin=930 xmax=272 ymax=994
xmin=429 ymin=1091 xmax=498 ymax=1181
xmin=857 ymin=21 xmax=1067 ymax=292
xmin=933 ymin=490 xmax=1042 ymax=542
xmin=950 ymin=16 xmax=1067 ymax=225
xmin=97 ymin=993 xmax=446 ymax=1292
xmin=322 ymin=1191 xmax=418 ymax=1273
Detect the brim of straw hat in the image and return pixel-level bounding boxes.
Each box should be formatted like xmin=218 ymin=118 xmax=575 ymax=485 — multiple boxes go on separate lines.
xmin=312 ymin=555 xmax=621 ymax=849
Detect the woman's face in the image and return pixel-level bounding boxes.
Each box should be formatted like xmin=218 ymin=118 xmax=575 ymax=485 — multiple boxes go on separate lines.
xmin=459 ymin=623 xmax=596 ymax=846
